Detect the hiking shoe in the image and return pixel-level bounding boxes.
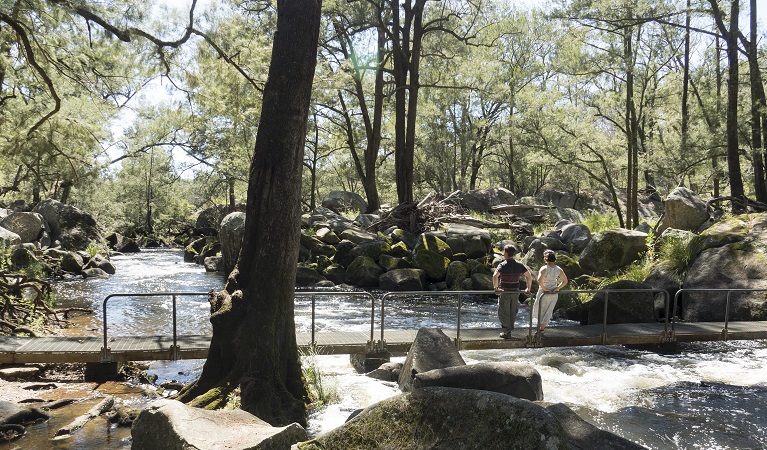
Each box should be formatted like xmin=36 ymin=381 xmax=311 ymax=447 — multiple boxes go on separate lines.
xmin=499 ymin=331 xmax=511 ymax=339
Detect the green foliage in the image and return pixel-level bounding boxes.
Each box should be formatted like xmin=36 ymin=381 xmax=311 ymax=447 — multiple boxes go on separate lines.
xmin=225 ymin=388 xmax=241 ymax=410
xmin=657 ymin=234 xmax=706 ymax=279
xmin=301 ymin=346 xmax=340 ymax=409
xmin=582 ymin=211 xmax=619 ymax=233
xmin=0 ymin=245 xmax=10 ymax=272
xmin=85 ymin=241 xmax=110 ymax=258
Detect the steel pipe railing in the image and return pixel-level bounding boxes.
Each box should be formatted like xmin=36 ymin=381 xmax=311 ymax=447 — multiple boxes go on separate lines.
xmin=294 ymin=291 xmax=376 ymax=347
xmin=672 ymin=288 xmax=767 ymax=339
xmin=101 ymin=292 xmax=210 ymax=362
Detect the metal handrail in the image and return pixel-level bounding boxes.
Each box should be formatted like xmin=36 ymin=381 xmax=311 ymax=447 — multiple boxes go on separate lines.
xmin=294 ymin=291 xmax=376 ymax=346
xmin=379 ymin=291 xmax=495 ymax=344
xmin=100 ymin=291 xmax=376 ymax=362
xmin=101 ymin=292 xmax=210 ymax=362
xmin=672 ymin=288 xmax=767 ymax=338
xmin=380 ymin=288 xmax=670 ymax=347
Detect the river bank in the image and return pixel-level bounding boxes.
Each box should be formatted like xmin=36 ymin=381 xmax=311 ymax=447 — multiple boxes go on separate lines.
xmin=3 ymin=249 xmax=766 ymax=449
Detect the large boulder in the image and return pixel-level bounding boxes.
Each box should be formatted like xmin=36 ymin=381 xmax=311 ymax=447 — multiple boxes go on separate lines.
xmin=84 ymin=254 xmax=116 ymax=275
xmin=444 ymin=224 xmax=491 ymax=258
xmin=560 ymin=223 xmax=592 ymax=254
xmin=445 ymin=261 xmax=470 ymax=290
xmin=132 ymin=399 xmax=306 ymax=450
xmin=321 ymin=190 xmax=368 ymax=214
xmin=32 ymin=199 xmax=104 ymax=251
xmin=295 ymin=388 xmax=568 ymax=450
xmin=379 ymin=269 xmax=425 ymax=291
xmin=0 ymin=227 xmax=21 ymax=247
xmin=682 ymin=245 xmax=767 ymax=322
xmin=0 ymin=212 xmax=44 ymax=243
xmin=454 ymin=188 xmax=517 ymax=212
xmin=579 ymin=229 xmax=648 ymax=274
xmin=398 ymin=328 xmax=465 ymax=392
xmin=659 ymin=187 xmax=709 ymax=232
xmin=219 ymin=212 xmax=246 ymax=275
xmin=412 ymin=249 xmax=450 ymax=282
xmin=296 ymin=265 xmax=323 ymax=286
xmin=539 ymin=190 xmax=593 ymax=210
xmin=413 ymin=362 xmax=543 ymax=401
xmin=390 ymin=228 xmax=418 ymax=250
xmin=413 ymin=233 xmax=453 ymax=258
xmin=60 ymin=251 xmax=85 ymax=274
xmin=350 ymin=240 xmax=391 ymax=262
xmin=586 ymin=280 xmax=658 ymax=325
xmin=105 ymin=232 xmax=140 ymax=253
xmin=339 ymin=228 xmax=377 ymax=245
xmin=545 ymin=403 xmax=646 ymax=450
xmin=345 ymin=256 xmax=383 ymax=287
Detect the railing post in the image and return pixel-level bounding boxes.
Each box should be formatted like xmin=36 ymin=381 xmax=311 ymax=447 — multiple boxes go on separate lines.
xmin=723 ymin=291 xmax=732 ymax=340
xmin=601 ymin=290 xmax=609 ymax=345
xmin=369 ymin=293 xmax=376 ymax=346
xmin=311 ymin=293 xmax=316 ymax=346
xmin=456 ymin=294 xmax=462 ymax=346
xmin=101 ymin=294 xmax=113 ymax=363
xmin=171 ymin=295 xmax=179 ymax=360
xmin=380 ymin=293 xmax=387 ymax=343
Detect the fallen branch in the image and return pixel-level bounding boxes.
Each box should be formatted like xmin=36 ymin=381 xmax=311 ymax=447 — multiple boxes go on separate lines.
xmin=52 ymin=396 xmax=114 ymax=439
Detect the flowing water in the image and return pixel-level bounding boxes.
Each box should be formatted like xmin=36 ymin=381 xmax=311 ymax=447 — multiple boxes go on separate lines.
xmin=7 ymin=249 xmax=766 ymax=449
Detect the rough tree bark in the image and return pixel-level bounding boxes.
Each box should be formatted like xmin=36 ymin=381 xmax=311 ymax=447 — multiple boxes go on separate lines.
xmin=175 ymin=0 xmax=322 ymax=427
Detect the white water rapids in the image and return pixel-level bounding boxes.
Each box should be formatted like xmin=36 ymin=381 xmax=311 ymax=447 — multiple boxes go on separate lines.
xmin=50 ymin=249 xmax=767 ymax=449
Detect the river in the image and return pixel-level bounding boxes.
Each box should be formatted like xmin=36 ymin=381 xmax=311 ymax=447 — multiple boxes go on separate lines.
xmin=27 ymin=250 xmax=767 ymax=448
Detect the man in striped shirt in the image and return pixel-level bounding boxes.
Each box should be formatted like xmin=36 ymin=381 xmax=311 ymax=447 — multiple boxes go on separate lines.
xmin=493 ymin=244 xmax=532 ymax=339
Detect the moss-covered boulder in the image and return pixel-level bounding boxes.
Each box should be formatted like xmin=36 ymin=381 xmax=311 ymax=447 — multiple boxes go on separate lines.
xmin=322 ymin=264 xmax=346 ymax=285
xmin=412 ymin=249 xmax=450 ymax=282
xmin=296 ymin=265 xmax=324 ymax=286
xmin=413 ymin=233 xmax=453 ymax=259
xmin=471 ymin=272 xmax=494 ymax=290
xmin=295 ymin=387 xmax=568 ymax=450
xmin=445 ymin=261 xmax=470 ymax=290
xmin=391 ymin=228 xmax=418 ymax=249
xmin=332 ymin=239 xmax=357 ymax=268
xmin=579 ymin=229 xmax=647 ymax=274
xmin=390 ymin=241 xmax=410 ymax=258
xmin=379 ymin=269 xmax=425 ymax=291
xmin=379 ymin=254 xmax=411 ymax=271
xmin=345 ymin=256 xmax=383 ymax=287
xmin=470 ymin=262 xmax=493 ymax=277
xmin=350 ymin=240 xmax=391 ymax=262
xmin=554 ymin=253 xmax=583 ymax=279
xmin=339 ymin=228 xmax=377 ymax=245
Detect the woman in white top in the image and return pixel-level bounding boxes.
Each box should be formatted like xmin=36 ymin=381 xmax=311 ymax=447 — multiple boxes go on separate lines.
xmin=532 ymin=250 xmax=568 ymax=334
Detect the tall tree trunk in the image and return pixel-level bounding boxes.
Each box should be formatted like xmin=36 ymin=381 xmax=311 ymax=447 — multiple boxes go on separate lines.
xmin=725 ymin=0 xmax=745 ymax=212
xmin=624 ymin=24 xmax=636 ymax=229
xmin=681 ymin=0 xmax=691 ymax=182
xmin=746 ymin=0 xmax=766 ymax=202
xmin=175 ymin=0 xmax=321 ymax=427
xmin=228 ymin=177 xmax=236 ymax=213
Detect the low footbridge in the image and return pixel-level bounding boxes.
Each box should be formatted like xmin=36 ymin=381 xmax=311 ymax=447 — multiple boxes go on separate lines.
xmin=1 ymin=289 xmax=765 ymax=365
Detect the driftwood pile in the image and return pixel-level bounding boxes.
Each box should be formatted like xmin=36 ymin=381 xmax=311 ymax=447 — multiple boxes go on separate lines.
xmin=368 ymin=192 xmax=537 ymax=237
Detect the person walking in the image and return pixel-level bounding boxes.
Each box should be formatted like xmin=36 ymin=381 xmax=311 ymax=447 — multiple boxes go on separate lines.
xmin=493 ymin=244 xmax=532 ymax=339
xmin=532 ymin=249 xmax=568 ymax=335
